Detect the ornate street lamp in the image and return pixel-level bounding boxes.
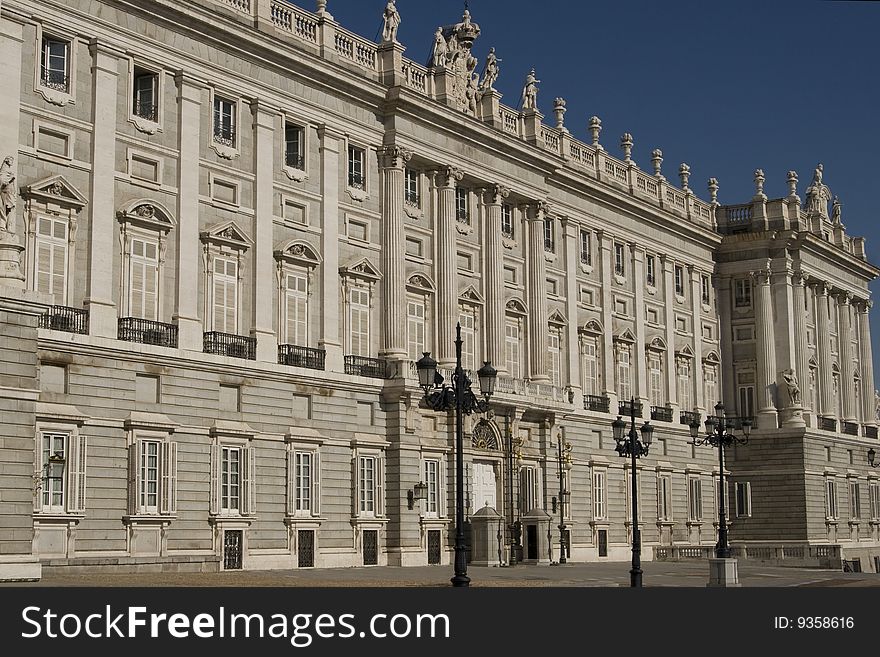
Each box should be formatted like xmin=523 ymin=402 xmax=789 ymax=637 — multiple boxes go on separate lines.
xmin=551 ymin=438 xmax=573 ymax=564
xmin=689 ymin=402 xmax=751 ymax=559
xmin=417 ymin=324 xmax=497 ymax=587
xmin=611 ymin=398 xmax=653 ymax=587
xmin=868 ymin=449 xmax=879 ymax=468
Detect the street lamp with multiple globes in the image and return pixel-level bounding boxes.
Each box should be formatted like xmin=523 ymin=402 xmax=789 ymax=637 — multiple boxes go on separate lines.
xmin=551 ymin=438 xmax=573 ymax=564
xmin=689 ymin=402 xmax=751 ymax=559
xmin=611 ymin=398 xmax=654 ymax=587
xmin=416 ymin=323 xmax=497 ymax=588
xmin=867 ymin=449 xmax=879 ymax=469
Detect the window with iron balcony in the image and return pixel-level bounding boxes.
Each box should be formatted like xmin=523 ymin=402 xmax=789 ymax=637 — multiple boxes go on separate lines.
xmin=285 ymin=123 xmax=305 ymax=170
xmin=543 ymin=219 xmax=555 ymax=252
xmin=580 ymin=229 xmax=591 ymax=265
xmin=213 ymin=95 xmax=236 ymax=147
xmin=132 ymin=67 xmax=159 ymax=122
xmin=404 ymin=168 xmax=420 ymax=208
xmin=40 ymin=36 xmax=70 ymax=93
xmin=348 ymin=146 xmax=366 ymax=189
xmin=502 ymin=204 xmax=514 ymax=238
xmin=614 ymin=243 xmax=625 ymax=276
xmin=455 ymin=186 xmax=469 ymax=223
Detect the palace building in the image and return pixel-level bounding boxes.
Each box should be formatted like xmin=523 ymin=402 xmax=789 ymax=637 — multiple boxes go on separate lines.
xmin=0 ymin=0 xmax=877 ymax=580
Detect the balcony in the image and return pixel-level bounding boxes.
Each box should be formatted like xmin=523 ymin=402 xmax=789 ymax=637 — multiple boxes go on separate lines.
xmin=680 ymin=410 xmax=701 ymax=427
xmin=40 ymin=68 xmax=69 ymax=93
xmin=864 ymin=426 xmax=878 ymax=439
xmin=842 ymin=421 xmax=859 ymax=436
xmin=650 ymin=405 xmax=674 ymax=422
xmin=818 ymin=416 xmax=837 ymax=432
xmin=348 ymin=172 xmax=365 ymax=190
xmin=213 ymin=125 xmax=236 ymax=148
xmin=583 ymin=394 xmax=610 ymax=413
xmin=285 ymin=152 xmax=305 ymax=170
xmin=203 ymin=331 xmax=256 ymax=360
xmin=404 ymin=190 xmax=420 ymax=209
xmin=618 ymin=400 xmax=643 ymax=418
xmin=118 ymin=317 xmax=178 ymax=348
xmin=278 ymin=344 xmax=325 ymax=371
xmin=720 ymin=416 xmax=755 ymax=431
xmin=344 ymin=355 xmax=387 ymax=379
xmin=38 ymin=305 xmax=89 ymax=335
xmin=133 ymin=100 xmax=158 ymax=122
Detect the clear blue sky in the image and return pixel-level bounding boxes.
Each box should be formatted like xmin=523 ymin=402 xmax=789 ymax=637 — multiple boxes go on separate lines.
xmin=306 ymin=0 xmax=880 ymax=382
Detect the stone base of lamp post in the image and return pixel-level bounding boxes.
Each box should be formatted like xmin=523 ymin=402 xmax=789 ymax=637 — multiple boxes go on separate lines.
xmin=707 ymin=557 xmax=741 ymax=587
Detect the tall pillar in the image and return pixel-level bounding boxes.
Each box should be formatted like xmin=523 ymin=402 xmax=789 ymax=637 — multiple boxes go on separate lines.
xmin=597 ymin=231 xmax=615 ymax=405
xmin=562 ymin=217 xmax=581 ymax=399
xmin=435 ymin=167 xmax=462 ymax=367
xmin=791 ymin=271 xmax=811 ymax=424
xmin=857 ymin=300 xmax=876 ymax=427
xmin=0 ymin=12 xmax=25 ymax=288
xmin=631 ymin=244 xmax=648 ymax=411
xmin=484 ymin=184 xmax=508 ymax=373
xmin=84 ymin=40 xmax=122 ymax=338
xmin=689 ymin=266 xmax=704 ymax=413
xmin=661 ymin=255 xmax=676 ymax=412
xmin=752 ymin=268 xmax=778 ymax=428
xmin=317 ymin=125 xmax=344 ymax=371
xmin=526 ymin=202 xmax=550 ymax=382
xmin=717 ymin=276 xmax=737 ymax=414
xmin=379 ymin=146 xmax=411 ymax=362
xmin=837 ymin=292 xmax=855 ymax=422
xmin=173 ymin=72 xmax=205 ymax=351
xmin=815 ymin=282 xmax=834 ymax=417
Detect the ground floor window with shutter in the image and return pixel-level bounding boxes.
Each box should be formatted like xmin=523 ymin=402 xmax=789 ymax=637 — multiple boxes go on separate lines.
xmin=210 ymin=440 xmax=256 ymax=517
xmin=35 ymin=429 xmax=87 ymax=516
xmin=735 ymin=481 xmax=752 ymax=517
xmin=688 ymin=477 xmax=703 ymax=522
xmin=128 ymin=436 xmax=177 ymax=517
xmin=592 ymin=468 xmax=607 ymax=520
xmin=352 ymin=447 xmax=385 ymax=519
xmin=287 ymin=446 xmax=321 ymax=518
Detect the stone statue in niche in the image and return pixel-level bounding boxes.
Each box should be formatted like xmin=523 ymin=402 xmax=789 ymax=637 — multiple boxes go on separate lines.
xmin=479 ymin=47 xmax=501 ymax=91
xmin=381 ymin=0 xmax=400 ymax=43
xmin=781 ymin=369 xmax=801 ymax=406
xmin=0 ymin=156 xmax=16 ymax=235
xmin=431 ymin=27 xmax=448 ymax=67
xmin=521 ymin=68 xmax=540 ymax=110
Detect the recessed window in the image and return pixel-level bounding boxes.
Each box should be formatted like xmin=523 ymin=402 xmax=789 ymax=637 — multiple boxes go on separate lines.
xmin=41 ymin=363 xmax=67 ymax=394
xmin=614 ymin=243 xmax=625 ymax=276
xmin=502 ymin=205 xmax=514 ymax=238
xmin=504 ymin=266 xmax=516 ymax=284
xmin=674 ymin=265 xmax=685 ymax=297
xmin=348 ymin=220 xmax=368 ymax=242
xmin=614 ymin=298 xmax=628 ymax=316
xmin=675 ymin=317 xmax=688 ymax=333
xmin=701 ymin=275 xmax=711 ymax=305
xmin=702 ymin=324 xmax=714 ymax=340
xmin=36 ymin=125 xmax=71 ymax=158
xmin=546 ymin=278 xmax=558 ymax=296
xmin=213 ymin=95 xmax=236 ymax=147
xmin=40 ymin=36 xmax=70 ymax=93
xmin=646 ymin=307 xmax=659 ymax=324
xmin=580 ymin=288 xmax=594 ymax=306
xmin=219 ymin=384 xmax=241 ymax=412
xmin=455 ymin=186 xmax=469 ymax=224
xmin=130 ymin=154 xmax=160 ymax=183
xmin=646 ymin=255 xmax=656 ymax=287
xmin=734 ymin=326 xmax=755 ymax=342
xmin=136 ymin=374 xmax=160 ymax=404
xmin=543 ymin=219 xmax=555 ymax=252
xmin=404 ymin=168 xmax=420 ymax=208
xmin=292 ymin=393 xmax=311 ymax=419
xmin=212 ymin=178 xmax=238 ymax=205
xmin=285 ymin=123 xmax=305 ymax=170
xmin=580 ymin=230 xmax=591 ymax=265
xmin=457 ymin=251 xmax=472 ymax=272
xmin=734 ymin=279 xmax=752 ymax=308
xmin=283 ymin=200 xmax=306 ymax=225
xmin=405 ymin=237 xmax=423 ymax=257
xmin=132 ymin=67 xmax=159 ymax=122
xmin=348 ymin=145 xmax=365 ymax=189
xmin=357 ymin=401 xmax=374 ymax=426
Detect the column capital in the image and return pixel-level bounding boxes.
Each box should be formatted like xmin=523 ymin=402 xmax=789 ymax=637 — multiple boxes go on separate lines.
xmin=250 ymin=99 xmax=281 ymax=127
xmin=434 ymin=166 xmax=464 ymax=188
xmin=523 ymin=200 xmax=552 ymax=221
xmin=379 ymin=145 xmax=412 ymax=170
xmin=835 ymin=290 xmax=853 ymax=306
xmin=316 ymin=123 xmax=345 ymax=141
xmin=174 ymin=70 xmax=208 ymax=92
xmin=811 ymin=280 xmax=830 ymax=296
xmin=749 ymin=268 xmax=772 ymax=286
xmin=856 ymin=298 xmax=873 ymax=313
xmin=792 ymin=270 xmax=808 ymax=287
xmin=485 ymin=183 xmax=509 ymax=206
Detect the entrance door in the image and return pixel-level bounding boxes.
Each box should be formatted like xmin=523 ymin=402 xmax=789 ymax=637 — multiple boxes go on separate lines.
xmin=363 ymin=530 xmax=378 ymax=565
xmin=526 ymin=524 xmax=538 ymax=560
xmin=598 ymin=529 xmax=608 ymax=557
xmin=223 ymin=530 xmax=243 ymax=570
xmin=472 ymin=462 xmax=497 ymax=513
xmin=297 ymin=530 xmax=315 ymax=568
xmin=427 ymin=530 xmax=442 ymax=565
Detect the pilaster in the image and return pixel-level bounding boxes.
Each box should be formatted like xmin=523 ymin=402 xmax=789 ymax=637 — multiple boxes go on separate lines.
xmin=689 ymin=265 xmax=704 ymax=413
xmin=631 ymin=244 xmax=648 ymax=412
xmin=317 ymin=124 xmax=344 ymax=371
xmin=0 ymin=14 xmax=24 ymax=287
xmin=661 ymin=255 xmax=675 ymax=413
xmin=814 ymin=282 xmax=834 ymax=418
xmin=717 ymin=276 xmax=737 ymax=414
xmin=379 ymin=145 xmax=411 ymax=362
xmin=526 ymin=202 xmax=550 ymax=382
xmin=562 ymin=217 xmax=581 ymax=399
xmin=435 ymin=166 xmax=462 ymax=367
xmin=791 ymin=272 xmax=811 ymax=426
xmin=752 ymin=268 xmax=778 ymax=427
xmin=597 ymin=231 xmax=616 ymax=406
xmin=837 ymin=292 xmax=855 ymax=422
xmin=484 ymin=184 xmax=508 ymax=373
xmin=857 ymin=300 xmax=875 ymax=427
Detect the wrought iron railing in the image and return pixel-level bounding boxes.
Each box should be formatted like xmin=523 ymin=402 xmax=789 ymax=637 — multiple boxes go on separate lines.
xmin=40 ymin=68 xmax=69 ymax=92
xmin=619 ymin=400 xmax=643 ymax=418
xmin=213 ymin=125 xmax=236 ymax=148
xmin=344 ymin=355 xmax=387 ymax=379
xmin=864 ymin=426 xmax=878 ymax=439
xmin=278 ymin=344 xmax=326 ymax=371
xmin=203 ymin=331 xmax=256 ymax=360
xmin=118 ymin=317 xmax=178 ymax=348
xmin=842 ymin=421 xmax=859 ymax=436
xmin=133 ymin=100 xmax=158 ymax=122
xmin=285 ymin=152 xmax=305 ymax=169
xmin=718 ymin=416 xmax=755 ymax=431
xmin=651 ymin=405 xmax=674 ymax=422
xmin=404 ymin=190 xmax=420 ymax=208
xmin=38 ymin=305 xmax=89 ymax=335
xmin=680 ymin=410 xmax=701 ymax=427
xmin=348 ymin=172 xmax=365 ymax=190
xmin=819 ymin=416 xmax=837 ymax=432
xmin=584 ymin=394 xmax=610 ymax=413
xmin=456 ymin=207 xmax=469 ymax=223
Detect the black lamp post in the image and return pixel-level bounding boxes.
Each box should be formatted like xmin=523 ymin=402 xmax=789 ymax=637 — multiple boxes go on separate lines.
xmin=611 ymin=398 xmax=653 ymax=587
xmin=689 ymin=402 xmax=751 ymax=559
xmin=416 ymin=323 xmax=497 ymax=588
xmin=552 ymin=438 xmax=573 ymax=564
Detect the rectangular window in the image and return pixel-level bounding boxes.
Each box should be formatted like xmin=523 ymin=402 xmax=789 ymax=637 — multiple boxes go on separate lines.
xmin=285 ymin=123 xmax=305 ymax=169
xmin=130 ymin=439 xmax=176 ymax=516
xmin=850 ymin=481 xmax=861 ymax=519
xmin=294 ymin=451 xmax=313 ymax=513
xmin=405 ymin=237 xmax=423 ymax=257
xmin=40 ymin=36 xmax=69 ymax=92
xmin=404 ymin=168 xmax=420 ymax=207
xmin=40 ymin=432 xmax=67 ymax=510
xmin=543 ymin=219 xmax=554 ymax=252
xmin=548 ymin=330 xmax=561 ymax=387
xmin=34 ymin=216 xmax=68 ymax=304
xmin=678 ymin=359 xmax=692 ymax=411
xmin=648 ymin=353 xmax=663 ymax=406
xmin=734 ymin=279 xmax=752 ymax=308
xmin=704 ymin=365 xmax=718 ymax=409
xmin=738 ymin=383 xmax=755 ymax=419
xmin=825 ymin=479 xmax=838 ymax=519
xmin=407 ymin=298 xmax=426 ymax=362
xmin=688 ymin=477 xmax=703 ymax=521
xmin=546 ymin=279 xmax=558 ymax=297
xmin=456 ymin=252 xmax=472 ymax=272
xmin=285 ymin=272 xmax=309 ymax=346
xmin=592 ymin=469 xmax=607 ymax=520
xmin=348 ymin=146 xmax=365 ymax=189
xmin=646 ymin=255 xmax=656 ymax=286
xmin=219 ymin=384 xmax=241 ymax=412
xmin=658 ymin=474 xmax=672 ymax=521
xmin=221 ymin=446 xmax=241 ymax=513
xmin=130 ymin=154 xmax=160 ymax=183
xmin=503 ymin=266 xmax=516 ymax=284
xmin=135 ymin=374 xmax=160 ymax=405
xmin=349 ymin=287 xmax=370 ymax=357
xmin=455 ymin=186 xmax=469 ymax=223
xmin=674 ymin=265 xmax=685 ymax=297
xmin=459 ymin=309 xmax=477 ymax=371
xmin=580 ymin=230 xmax=591 ymax=265
xmin=505 ymin=318 xmax=522 ymax=379
xmin=132 ymin=67 xmax=159 ymax=122
xmin=425 ymin=459 xmax=440 ymax=516
xmin=701 ymin=275 xmax=711 ymax=305
xmin=502 ymin=205 xmax=514 ymax=237
xmin=870 ymin=483 xmax=880 ymax=520
xmin=616 ymin=346 xmax=631 ymax=401
xmin=213 ymin=95 xmax=236 ymax=147
xmin=139 ymin=440 xmax=160 ymax=512
xmin=735 ymin=481 xmax=751 ymax=517
xmin=520 ymin=465 xmax=539 ymax=514
xmin=212 ymin=257 xmax=238 ymax=334
xmin=614 ymin=243 xmax=625 ymax=276
xmin=581 ymin=337 xmax=600 ymax=395
xmin=359 ymin=455 xmax=376 ymax=514
xmin=348 ymin=220 xmax=368 ymax=242
xmin=130 ymin=237 xmax=159 ymax=321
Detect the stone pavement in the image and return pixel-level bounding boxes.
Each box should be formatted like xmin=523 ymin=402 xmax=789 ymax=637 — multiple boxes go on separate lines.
xmin=7 ymin=560 xmax=880 ymax=587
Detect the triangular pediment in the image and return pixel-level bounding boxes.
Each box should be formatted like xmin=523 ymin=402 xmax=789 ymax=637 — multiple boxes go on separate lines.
xmin=548 ymin=309 xmax=567 ymax=326
xmin=201 ymin=221 xmax=252 ymax=249
xmin=459 ymin=285 xmax=485 ymax=305
xmin=676 ymin=344 xmax=695 ymax=358
xmin=340 ymin=257 xmax=382 ymax=281
xmin=274 ymin=239 xmax=322 ymax=267
xmin=23 ymin=174 xmax=88 ymax=208
xmin=615 ymin=328 xmax=636 ymax=343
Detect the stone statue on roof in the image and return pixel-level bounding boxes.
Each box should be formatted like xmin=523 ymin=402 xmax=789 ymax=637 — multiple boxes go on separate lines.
xmin=381 ymin=0 xmax=400 ymax=43
xmin=521 ymin=68 xmax=540 ymax=111
xmin=804 ymin=162 xmax=832 ymax=219
xmin=479 ymin=47 xmax=501 ymax=92
xmin=431 ymin=27 xmax=448 ymax=67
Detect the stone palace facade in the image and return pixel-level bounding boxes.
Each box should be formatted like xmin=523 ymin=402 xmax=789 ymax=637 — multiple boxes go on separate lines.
xmin=0 ymin=0 xmax=878 ymax=580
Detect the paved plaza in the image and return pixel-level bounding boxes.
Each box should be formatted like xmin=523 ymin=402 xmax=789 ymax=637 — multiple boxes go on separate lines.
xmin=6 ymin=561 xmax=879 ymax=588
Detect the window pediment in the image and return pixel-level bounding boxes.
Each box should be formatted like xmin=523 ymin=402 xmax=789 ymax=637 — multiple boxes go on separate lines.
xmin=200 ymin=221 xmax=251 ymax=251
xmin=340 ymin=257 xmax=382 ymax=282
xmin=505 ymin=297 xmax=527 ymax=315
xmin=580 ymin=319 xmax=603 ymax=336
xmin=23 ymin=175 xmax=88 ymax=210
xmin=274 ymin=239 xmax=321 ymax=268
xmin=676 ymin=344 xmax=695 ymax=358
xmin=459 ymin=285 xmax=485 ymax=305
xmin=703 ymin=351 xmax=720 ymax=365
xmin=117 ymin=199 xmax=175 ymax=233
xmin=548 ymin=309 xmax=567 ymax=326
xmin=406 ymin=273 xmax=436 ymax=294
xmin=646 ymin=336 xmax=666 ymax=352
xmin=615 ymin=328 xmax=636 ymax=344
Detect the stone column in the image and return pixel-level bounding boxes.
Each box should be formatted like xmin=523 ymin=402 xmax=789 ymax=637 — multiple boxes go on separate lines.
xmin=661 ymin=255 xmax=676 ymax=412
xmin=484 ymin=184 xmax=508 ymax=373
xmin=84 ymin=40 xmax=122 ymax=338
xmin=526 ymin=202 xmax=550 ymax=382
xmin=857 ymin=300 xmax=876 ymax=427
xmin=0 ymin=13 xmax=24 ymax=288
xmin=752 ymin=269 xmax=778 ymax=427
xmin=631 ymin=244 xmax=648 ymax=411
xmin=689 ymin=266 xmax=704 ymax=413
xmin=435 ymin=167 xmax=462 ymax=367
xmin=717 ymin=276 xmax=737 ymax=414
xmin=379 ymin=145 xmax=411 ymax=362
xmin=317 ymin=125 xmax=344 ymax=371
xmin=172 ymin=72 xmax=205 ymax=351
xmin=837 ymin=293 xmax=855 ymax=422
xmin=814 ymin=283 xmax=834 ymax=417
xmin=597 ymin=231 xmax=615 ymax=405
xmin=562 ymin=217 xmax=581 ymax=399
xmin=251 ymin=101 xmax=278 ymax=362
xmin=791 ymin=271 xmax=811 ymax=425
